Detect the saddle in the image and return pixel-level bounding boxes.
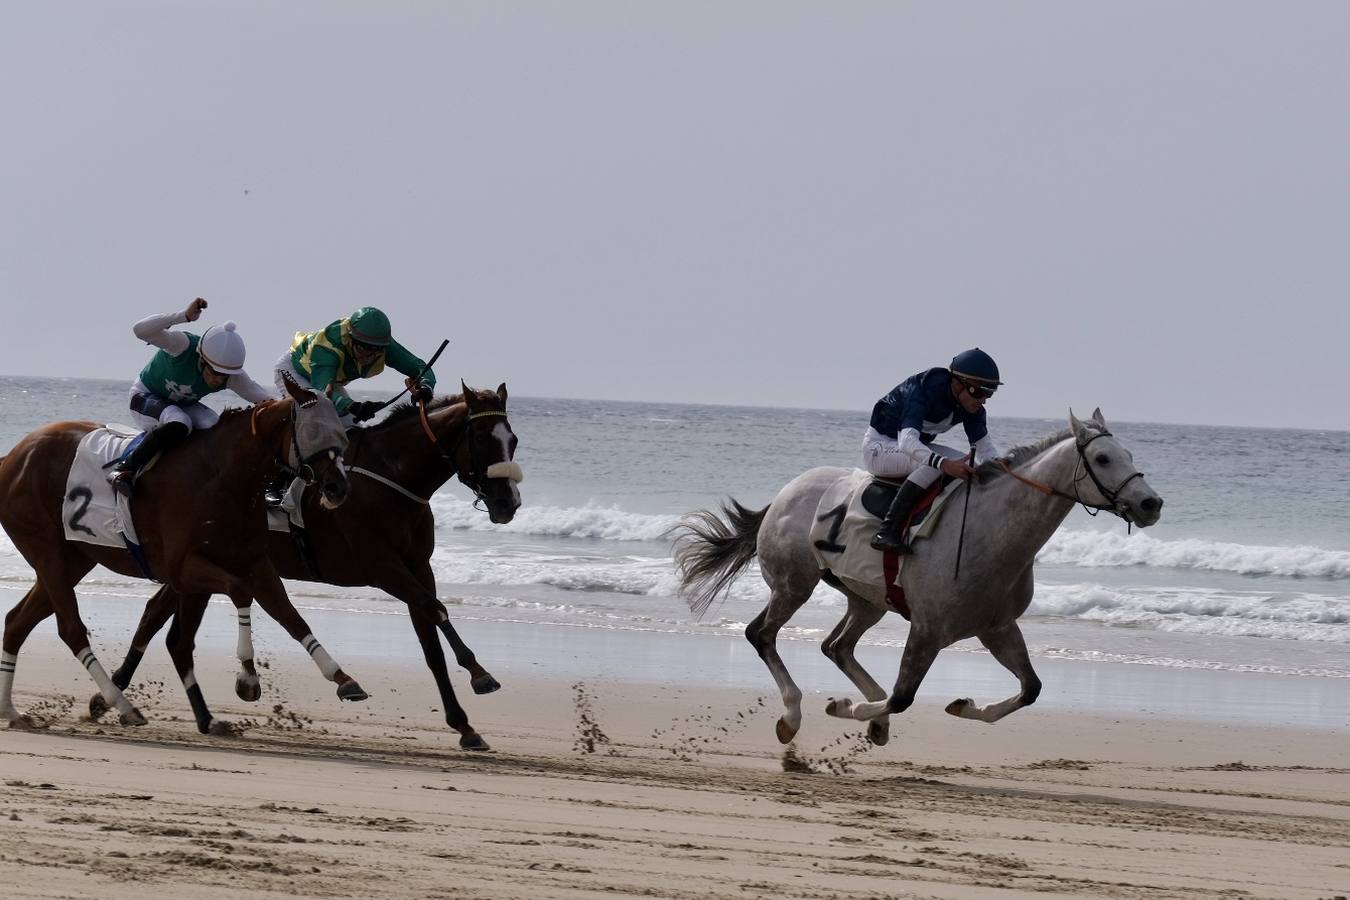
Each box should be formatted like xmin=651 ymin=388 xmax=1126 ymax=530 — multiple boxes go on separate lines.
xmin=859 ymin=475 xmax=950 ymax=529
xmin=807 ymin=470 xmax=960 ymax=618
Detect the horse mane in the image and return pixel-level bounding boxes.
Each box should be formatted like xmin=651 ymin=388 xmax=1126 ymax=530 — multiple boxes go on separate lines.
xmin=977 ymin=426 xmax=1074 ymax=479
xmin=365 ymin=395 xmax=463 ymax=431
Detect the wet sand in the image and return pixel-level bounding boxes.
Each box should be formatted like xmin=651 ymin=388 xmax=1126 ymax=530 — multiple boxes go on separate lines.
xmin=2 ymin=596 xmax=1348 ymax=900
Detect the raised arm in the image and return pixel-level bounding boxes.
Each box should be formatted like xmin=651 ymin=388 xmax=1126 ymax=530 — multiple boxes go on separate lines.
xmin=132 ymin=298 xmax=207 ymax=356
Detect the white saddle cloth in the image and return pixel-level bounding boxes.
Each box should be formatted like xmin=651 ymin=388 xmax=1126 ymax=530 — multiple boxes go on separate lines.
xmin=62 ymin=425 xmax=145 ymax=549
xmin=266 ymin=478 xmax=308 ymax=533
xmin=807 ymin=468 xmax=959 ymax=606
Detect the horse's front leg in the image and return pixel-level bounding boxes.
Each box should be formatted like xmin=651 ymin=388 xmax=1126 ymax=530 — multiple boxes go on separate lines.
xmin=229 ymin=593 xmax=262 ymax=702
xmin=407 ymin=604 xmax=488 ymax=751
xmin=164 ymin=591 xmax=221 ymax=734
xmin=247 ymin=564 xmax=368 ymax=702
xmin=820 ymin=594 xmax=891 ymax=745
xmin=381 ymin=562 xmax=500 ymax=695
xmin=946 ymin=622 xmax=1042 ymax=723
xmin=827 ymin=626 xmax=940 ymax=723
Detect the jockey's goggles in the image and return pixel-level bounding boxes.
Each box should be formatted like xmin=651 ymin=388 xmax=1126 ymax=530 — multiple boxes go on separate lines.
xmin=957 ymin=378 xmax=997 ymax=400
xmin=351 ymin=338 xmax=385 ymax=354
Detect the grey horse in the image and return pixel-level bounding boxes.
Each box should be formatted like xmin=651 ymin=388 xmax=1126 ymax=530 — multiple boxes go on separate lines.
xmin=672 ymin=409 xmax=1163 ymax=746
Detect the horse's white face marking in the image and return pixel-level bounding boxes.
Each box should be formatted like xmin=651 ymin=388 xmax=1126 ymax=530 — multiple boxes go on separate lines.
xmin=491 ymin=422 xmax=522 ymax=507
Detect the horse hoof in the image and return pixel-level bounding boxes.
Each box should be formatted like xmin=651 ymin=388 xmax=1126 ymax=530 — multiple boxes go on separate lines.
xmin=459 ymin=732 xmax=491 ymax=751
xmin=235 ymin=676 xmax=262 ymax=702
xmin=867 ymin=720 xmax=890 ymax=746
xmin=825 ymin=697 xmax=853 ymax=719
xmin=945 ymin=698 xmax=972 ymax=717
xmin=196 ymin=717 xmax=214 ymax=735
xmin=89 ymin=693 xmax=110 ymax=721
xmin=470 ymin=673 xmax=501 ymax=695
xmin=337 ymin=681 xmax=369 ymax=702
xmin=119 ymin=708 xmax=148 ymax=727
xmin=208 ymin=719 xmax=244 ymax=737
xmin=4 ymin=713 xmax=43 ymax=730
xmin=775 ymin=717 xmax=799 ymax=745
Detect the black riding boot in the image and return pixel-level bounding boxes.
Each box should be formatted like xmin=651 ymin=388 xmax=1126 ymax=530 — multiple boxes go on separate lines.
xmin=870 ymin=479 xmax=929 ymax=554
xmin=264 ymin=472 xmax=291 ymax=508
xmin=109 ymin=422 xmax=189 ymax=497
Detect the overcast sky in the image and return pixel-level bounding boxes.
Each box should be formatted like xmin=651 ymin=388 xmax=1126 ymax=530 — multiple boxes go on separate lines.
xmin=3 ymin=2 xmax=1346 ymax=430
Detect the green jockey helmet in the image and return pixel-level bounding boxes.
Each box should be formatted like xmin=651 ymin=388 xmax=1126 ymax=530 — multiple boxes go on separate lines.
xmin=348 ymin=307 xmax=392 ymax=347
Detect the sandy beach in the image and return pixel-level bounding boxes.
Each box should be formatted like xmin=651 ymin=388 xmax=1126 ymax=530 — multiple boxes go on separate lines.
xmin=2 ymin=593 xmax=1347 ymax=900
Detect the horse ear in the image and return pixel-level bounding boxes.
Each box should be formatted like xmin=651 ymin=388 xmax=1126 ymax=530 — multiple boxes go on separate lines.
xmin=281 ymin=371 xmax=319 ymax=408
xmin=1091 ymin=407 xmax=1107 ymax=429
xmin=461 ymin=379 xmax=478 ymax=411
xmin=1069 ymin=409 xmax=1088 ymax=440
xmin=497 ymin=382 xmax=508 ymax=405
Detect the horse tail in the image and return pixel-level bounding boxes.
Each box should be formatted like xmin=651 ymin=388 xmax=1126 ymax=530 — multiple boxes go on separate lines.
xmin=670 ymin=499 xmax=768 ymax=619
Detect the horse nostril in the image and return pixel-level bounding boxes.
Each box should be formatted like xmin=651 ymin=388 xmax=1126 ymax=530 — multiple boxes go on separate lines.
xmin=1141 ymin=497 xmax=1159 ymax=513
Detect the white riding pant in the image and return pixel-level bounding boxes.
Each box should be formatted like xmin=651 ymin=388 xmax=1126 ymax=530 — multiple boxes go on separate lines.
xmin=127 ymin=380 xmax=219 ymax=433
xmin=860 ymin=427 xmax=963 ymax=488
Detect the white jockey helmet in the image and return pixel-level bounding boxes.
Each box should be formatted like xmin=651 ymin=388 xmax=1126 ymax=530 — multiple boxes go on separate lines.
xmin=198 ymin=321 xmax=247 ymax=375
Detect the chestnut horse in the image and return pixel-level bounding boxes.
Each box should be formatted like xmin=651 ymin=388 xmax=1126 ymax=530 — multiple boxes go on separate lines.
xmin=100 ymin=383 xmax=522 ymax=749
xmin=0 ymin=377 xmax=362 ymax=728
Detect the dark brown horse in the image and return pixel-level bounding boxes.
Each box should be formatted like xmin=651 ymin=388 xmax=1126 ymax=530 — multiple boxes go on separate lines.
xmin=0 ymin=377 xmax=362 ymax=728
xmin=100 ymin=383 xmax=521 ymax=749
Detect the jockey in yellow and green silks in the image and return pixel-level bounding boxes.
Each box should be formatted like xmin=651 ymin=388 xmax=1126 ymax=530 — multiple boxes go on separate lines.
xmin=273 ymin=307 xmax=436 ymax=423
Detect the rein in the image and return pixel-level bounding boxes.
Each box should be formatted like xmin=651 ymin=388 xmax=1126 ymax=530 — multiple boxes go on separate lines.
xmin=997 ymin=430 xmax=1145 ymax=528
xmin=353 ymin=400 xmax=513 ymax=507
xmin=252 ymin=399 xmax=340 ymax=487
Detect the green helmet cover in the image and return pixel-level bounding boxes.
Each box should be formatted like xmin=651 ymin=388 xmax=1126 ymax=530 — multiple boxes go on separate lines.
xmin=348 ymin=307 xmax=392 ymax=346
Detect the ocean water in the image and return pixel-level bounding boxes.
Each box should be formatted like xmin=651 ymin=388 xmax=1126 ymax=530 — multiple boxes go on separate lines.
xmin=2 ymin=375 xmax=1348 ymax=696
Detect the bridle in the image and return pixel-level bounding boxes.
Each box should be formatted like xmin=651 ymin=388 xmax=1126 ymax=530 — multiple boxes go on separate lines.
xmin=997 ymin=430 xmax=1146 ymax=525
xmin=253 ymin=398 xmax=344 ymax=487
xmin=1071 ymin=431 xmax=1147 ymax=523
xmin=416 ymin=399 xmax=514 ymax=509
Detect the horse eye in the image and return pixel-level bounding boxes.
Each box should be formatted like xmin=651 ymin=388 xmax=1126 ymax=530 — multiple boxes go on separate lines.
xmin=1095 ymin=453 xmax=1110 ymax=466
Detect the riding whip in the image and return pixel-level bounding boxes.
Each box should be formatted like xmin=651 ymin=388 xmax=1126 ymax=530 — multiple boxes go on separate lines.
xmin=953 ymin=449 xmax=976 ymax=580
xmin=374 ymin=338 xmax=449 ymax=412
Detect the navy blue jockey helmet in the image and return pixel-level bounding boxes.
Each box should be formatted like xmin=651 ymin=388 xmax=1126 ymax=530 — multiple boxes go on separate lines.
xmin=950 ymin=348 xmax=1002 ymax=385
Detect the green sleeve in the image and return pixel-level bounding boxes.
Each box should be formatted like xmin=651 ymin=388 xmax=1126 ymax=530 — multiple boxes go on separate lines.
xmin=306 ymin=344 xmax=342 ymax=394
xmin=385 ymin=339 xmax=436 ymax=389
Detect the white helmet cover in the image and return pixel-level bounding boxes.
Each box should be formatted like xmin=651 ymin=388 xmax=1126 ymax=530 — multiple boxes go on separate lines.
xmin=199 ymin=321 xmax=247 ymax=375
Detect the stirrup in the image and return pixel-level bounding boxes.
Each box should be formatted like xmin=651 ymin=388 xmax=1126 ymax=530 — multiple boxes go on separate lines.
xmin=109 ymin=469 xmax=135 ymax=498
xmin=870 ymin=529 xmax=911 ymax=554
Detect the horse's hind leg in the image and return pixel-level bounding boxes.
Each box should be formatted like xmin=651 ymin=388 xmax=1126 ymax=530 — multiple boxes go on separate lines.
xmin=2 ymin=585 xmax=50 ymax=724
xmin=828 ymin=626 xmax=941 ymax=723
xmin=820 ymin=593 xmax=891 ymax=745
xmin=31 ymin=561 xmax=147 ymax=727
xmin=91 ymin=583 xmax=178 ymax=720
xmin=746 ymin=575 xmax=817 ymax=744
xmin=946 ymin=622 xmax=1042 ymax=723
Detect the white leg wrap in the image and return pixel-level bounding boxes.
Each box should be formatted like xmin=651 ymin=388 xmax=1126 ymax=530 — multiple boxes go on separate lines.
xmin=236 ymin=610 xmax=255 ymax=661
xmin=79 ymin=648 xmax=137 ymax=717
xmin=0 ymin=651 xmax=18 ymax=720
xmin=182 ymin=670 xmax=198 ymax=690
xmin=301 ymin=635 xmax=340 ymax=681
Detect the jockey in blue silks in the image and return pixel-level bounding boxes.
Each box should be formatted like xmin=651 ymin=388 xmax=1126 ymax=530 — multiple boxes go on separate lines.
xmin=861 ymin=348 xmax=1004 ymax=554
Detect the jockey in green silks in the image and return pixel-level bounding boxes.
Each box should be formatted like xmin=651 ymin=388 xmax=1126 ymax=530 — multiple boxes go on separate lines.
xmin=109 ymin=297 xmax=275 ymax=496
xmin=274 ymin=307 xmax=437 ymax=424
